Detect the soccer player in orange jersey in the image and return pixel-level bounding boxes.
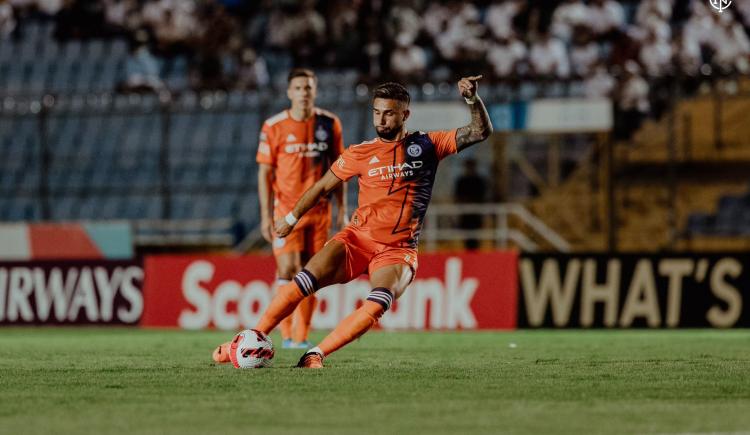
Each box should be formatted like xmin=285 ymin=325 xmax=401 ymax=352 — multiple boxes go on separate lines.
xmin=213 ymin=69 xmax=346 ymax=361
xmin=216 ymin=75 xmax=491 ymax=367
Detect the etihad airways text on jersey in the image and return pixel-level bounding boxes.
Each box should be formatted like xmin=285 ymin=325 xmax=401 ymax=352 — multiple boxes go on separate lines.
xmin=367 ymin=161 xmax=423 ymax=180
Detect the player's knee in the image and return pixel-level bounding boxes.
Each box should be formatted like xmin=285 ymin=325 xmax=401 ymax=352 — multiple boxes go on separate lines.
xmin=293 ymin=268 xmax=319 ymax=297
xmin=366 ymin=287 xmax=394 ymax=318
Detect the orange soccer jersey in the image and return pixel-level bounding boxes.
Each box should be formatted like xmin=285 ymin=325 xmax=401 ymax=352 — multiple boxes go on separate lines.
xmin=256 ymin=108 xmax=344 ymax=217
xmin=330 ymin=130 xmax=458 ymax=249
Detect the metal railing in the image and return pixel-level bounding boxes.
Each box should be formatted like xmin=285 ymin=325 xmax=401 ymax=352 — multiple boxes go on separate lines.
xmin=133 ymin=218 xmax=236 ymax=247
xmin=422 ymin=203 xmax=571 ymax=252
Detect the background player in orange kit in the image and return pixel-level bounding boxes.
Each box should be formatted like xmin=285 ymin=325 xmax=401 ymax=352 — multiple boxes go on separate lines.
xmin=259 ymin=68 xmax=347 ymax=349
xmin=216 ymin=75 xmax=491 ymax=367
xmin=213 ymin=68 xmax=346 ymax=361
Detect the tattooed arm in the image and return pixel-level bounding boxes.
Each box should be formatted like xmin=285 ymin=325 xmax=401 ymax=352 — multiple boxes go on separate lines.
xmin=455 ymin=75 xmax=494 ymax=152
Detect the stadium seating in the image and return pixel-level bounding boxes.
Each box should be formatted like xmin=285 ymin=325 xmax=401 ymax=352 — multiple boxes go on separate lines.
xmin=0 ymin=22 xmax=126 ymax=95
xmin=0 ymin=23 xmax=587 ymax=234
xmin=0 ymin=89 xmax=370 ymax=230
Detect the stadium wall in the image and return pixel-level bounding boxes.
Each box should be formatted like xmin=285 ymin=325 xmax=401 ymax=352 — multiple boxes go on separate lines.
xmin=2 ymin=252 xmax=748 ymax=329
xmin=0 ymin=223 xmax=133 ymax=260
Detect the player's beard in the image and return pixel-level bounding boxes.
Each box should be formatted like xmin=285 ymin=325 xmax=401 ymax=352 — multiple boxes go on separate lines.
xmin=375 ymin=124 xmax=402 ymax=141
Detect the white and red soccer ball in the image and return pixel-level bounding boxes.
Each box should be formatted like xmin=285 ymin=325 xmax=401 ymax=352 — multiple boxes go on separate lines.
xmin=229 ymin=329 xmax=275 ymax=369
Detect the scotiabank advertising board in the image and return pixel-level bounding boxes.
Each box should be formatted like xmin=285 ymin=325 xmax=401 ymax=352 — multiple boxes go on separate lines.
xmin=0 ymin=260 xmax=144 ymax=325
xmin=141 ymin=252 xmax=518 ymax=330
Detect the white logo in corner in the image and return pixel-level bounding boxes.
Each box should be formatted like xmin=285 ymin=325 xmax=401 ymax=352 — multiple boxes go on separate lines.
xmin=709 ymin=0 xmax=731 ymax=13
xmin=369 ymin=156 xmax=380 ymax=164
xmin=407 ymin=144 xmax=422 ymax=157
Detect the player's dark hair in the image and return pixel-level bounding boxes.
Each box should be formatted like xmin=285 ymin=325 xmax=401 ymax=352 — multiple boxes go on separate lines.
xmin=373 ymin=82 xmax=410 ymax=105
xmin=287 ymin=68 xmax=317 ymax=83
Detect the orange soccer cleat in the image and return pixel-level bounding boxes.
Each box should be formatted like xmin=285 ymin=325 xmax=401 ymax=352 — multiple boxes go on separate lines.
xmin=212 ymin=341 xmax=231 ymax=364
xmin=296 ymin=350 xmax=324 ymax=369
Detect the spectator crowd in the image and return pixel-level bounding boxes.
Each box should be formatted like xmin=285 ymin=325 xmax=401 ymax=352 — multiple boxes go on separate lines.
xmin=1 ymin=0 xmax=750 ymax=136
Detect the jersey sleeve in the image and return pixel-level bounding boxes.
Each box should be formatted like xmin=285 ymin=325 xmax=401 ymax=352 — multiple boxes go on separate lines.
xmin=332 ymin=117 xmax=344 ymax=157
xmin=256 ymin=123 xmax=275 ymax=165
xmin=329 ymin=147 xmax=360 ymax=181
xmin=428 ymin=129 xmax=458 ymax=160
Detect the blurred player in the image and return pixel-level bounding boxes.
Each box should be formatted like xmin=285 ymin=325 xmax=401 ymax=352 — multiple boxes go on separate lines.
xmin=218 ymin=75 xmax=491 ymax=367
xmin=213 ymin=68 xmax=346 ymax=362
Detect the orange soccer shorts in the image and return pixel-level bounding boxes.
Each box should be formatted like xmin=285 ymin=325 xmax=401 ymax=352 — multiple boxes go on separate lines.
xmin=272 ymin=209 xmax=330 ymax=257
xmin=329 ymin=226 xmax=418 ymax=282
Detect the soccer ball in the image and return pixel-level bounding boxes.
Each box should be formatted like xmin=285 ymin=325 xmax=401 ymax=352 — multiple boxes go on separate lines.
xmin=228 ymin=329 xmax=274 ymax=369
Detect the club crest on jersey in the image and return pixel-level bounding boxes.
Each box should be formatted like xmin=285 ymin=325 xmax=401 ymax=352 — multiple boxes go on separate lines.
xmin=315 ymin=126 xmax=329 ymax=142
xmin=407 ymin=144 xmax=422 ymax=157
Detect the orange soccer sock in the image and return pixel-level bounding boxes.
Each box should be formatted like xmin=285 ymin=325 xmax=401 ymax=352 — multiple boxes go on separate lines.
xmin=279 ymin=313 xmax=293 ymax=341
xmin=276 ymin=279 xmax=294 ymax=340
xmin=255 ymin=281 xmax=306 ymax=335
xmin=318 ymin=300 xmax=385 ymax=357
xmin=292 ymin=295 xmax=317 ymax=343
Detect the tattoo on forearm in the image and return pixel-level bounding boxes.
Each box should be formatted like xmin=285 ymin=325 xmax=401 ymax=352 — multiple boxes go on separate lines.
xmin=456 ymin=98 xmax=493 ymax=151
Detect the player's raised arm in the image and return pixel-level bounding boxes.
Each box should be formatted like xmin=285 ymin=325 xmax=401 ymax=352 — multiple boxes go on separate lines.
xmin=274 ymin=169 xmax=343 ymax=238
xmin=455 ymin=75 xmax=494 ymax=152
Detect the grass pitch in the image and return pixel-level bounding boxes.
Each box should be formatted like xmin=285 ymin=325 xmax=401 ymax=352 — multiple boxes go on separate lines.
xmin=0 ymin=329 xmax=749 ymax=435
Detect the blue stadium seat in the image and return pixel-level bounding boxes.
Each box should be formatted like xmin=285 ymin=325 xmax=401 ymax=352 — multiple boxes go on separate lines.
xmin=145 ymin=195 xmax=164 ymax=219
xmin=205 ymin=193 xmax=235 ymax=219
xmin=6 ymin=61 xmax=25 ymax=93
xmin=170 ymin=193 xmax=222 ymax=219
xmin=98 ymin=196 xmax=122 ymax=220
xmin=205 ymin=163 xmax=226 ymax=188
xmin=0 ymin=167 xmax=15 ymax=189
xmin=73 ymin=60 xmax=96 ymax=93
xmin=98 ymin=58 xmax=121 ymax=90
xmin=119 ymin=195 xmax=148 ymax=219
xmin=0 ymin=63 xmax=9 ymax=90
xmin=51 ymin=196 xmax=77 ymax=220
xmin=687 ymin=213 xmax=712 ymax=235
xmin=214 ymin=114 xmax=235 ymax=149
xmin=6 ymin=197 xmax=41 ymax=221
xmin=739 ymin=210 xmax=750 ymax=236
xmin=715 ymin=196 xmax=743 ymax=235
xmin=87 ymin=40 xmax=106 ymax=61
xmin=237 ymin=192 xmax=260 ymax=228
xmin=227 ymin=92 xmax=245 ymax=109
